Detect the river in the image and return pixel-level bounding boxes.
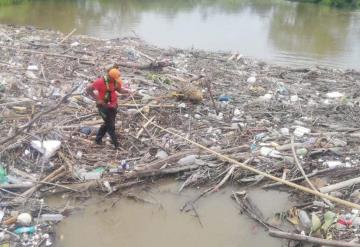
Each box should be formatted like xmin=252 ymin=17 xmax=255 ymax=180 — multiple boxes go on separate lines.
xmin=49 ymin=182 xmax=292 ymax=247
xmin=0 ymin=0 xmax=359 ymax=68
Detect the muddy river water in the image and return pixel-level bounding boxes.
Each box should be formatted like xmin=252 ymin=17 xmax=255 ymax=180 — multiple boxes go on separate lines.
xmin=48 ymin=182 xmax=291 ymax=247
xmin=0 ymin=0 xmax=360 ymax=68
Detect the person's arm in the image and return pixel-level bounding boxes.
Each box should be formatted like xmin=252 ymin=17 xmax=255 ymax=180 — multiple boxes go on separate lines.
xmin=116 ymin=79 xmax=133 ymax=96
xmin=85 ymin=83 xmax=97 ymax=100
xmin=116 ymin=87 xmax=132 ymax=95
xmin=85 ymin=81 xmax=104 ymax=106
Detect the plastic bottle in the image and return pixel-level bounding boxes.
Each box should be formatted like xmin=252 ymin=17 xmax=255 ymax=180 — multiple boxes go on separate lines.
xmin=337 ymin=213 xmax=353 ymax=227
xmin=299 ymin=210 xmax=311 ymax=229
xmin=14 ymin=226 xmax=36 ymax=234
xmin=39 ymin=214 xmax=64 ymax=222
xmin=0 ymin=165 xmax=7 ymax=184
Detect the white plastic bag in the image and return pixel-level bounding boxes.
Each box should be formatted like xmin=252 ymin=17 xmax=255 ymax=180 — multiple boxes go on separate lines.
xmin=31 ymin=140 xmax=61 ymax=159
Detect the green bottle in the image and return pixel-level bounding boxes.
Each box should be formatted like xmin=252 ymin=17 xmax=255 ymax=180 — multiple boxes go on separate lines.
xmin=0 ymin=165 xmax=7 ymax=184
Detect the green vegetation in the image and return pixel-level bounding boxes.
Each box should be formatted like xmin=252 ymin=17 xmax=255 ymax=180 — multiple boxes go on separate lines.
xmin=297 ymin=0 xmax=360 ymax=8
xmin=0 ymin=0 xmax=24 ymax=5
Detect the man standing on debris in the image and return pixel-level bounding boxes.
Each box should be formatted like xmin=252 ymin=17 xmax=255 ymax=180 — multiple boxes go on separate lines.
xmin=86 ymin=67 xmax=131 ymax=149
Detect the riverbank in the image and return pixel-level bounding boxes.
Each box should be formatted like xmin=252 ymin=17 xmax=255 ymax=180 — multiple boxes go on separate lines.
xmin=1 ymin=24 xmax=360 ymax=246
xmin=296 ymin=0 xmax=360 ymax=8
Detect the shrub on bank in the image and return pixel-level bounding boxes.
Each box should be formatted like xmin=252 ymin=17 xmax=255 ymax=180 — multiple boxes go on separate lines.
xmin=296 ymin=0 xmax=360 ymax=8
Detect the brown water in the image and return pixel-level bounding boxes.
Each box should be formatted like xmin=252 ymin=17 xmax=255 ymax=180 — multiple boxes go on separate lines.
xmin=0 ymin=0 xmax=360 ymax=68
xmin=50 ymin=182 xmax=291 ymax=247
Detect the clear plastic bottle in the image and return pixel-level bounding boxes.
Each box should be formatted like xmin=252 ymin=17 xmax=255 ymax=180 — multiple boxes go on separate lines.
xmin=39 ymin=214 xmax=64 ymax=222
xmin=299 ymin=210 xmax=311 ymax=229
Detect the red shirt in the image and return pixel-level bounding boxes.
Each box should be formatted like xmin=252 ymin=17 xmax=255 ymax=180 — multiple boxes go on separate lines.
xmin=91 ymin=77 xmax=122 ymax=108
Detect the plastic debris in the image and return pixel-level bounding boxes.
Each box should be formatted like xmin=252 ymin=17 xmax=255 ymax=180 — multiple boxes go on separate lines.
xmin=30 ymin=140 xmax=61 ymax=159
xmin=218 ymin=95 xmax=231 ymax=102
xmin=247 ymin=76 xmax=256 ymax=83
xmin=177 ymin=155 xmax=197 ymax=166
xmin=14 ymin=226 xmax=36 ymax=234
xmin=260 ymin=147 xmax=282 ymax=158
xmin=293 ymin=126 xmax=311 ymax=137
xmin=326 ymin=92 xmax=344 ymax=98
xmin=79 ymin=127 xmax=92 ymax=135
xmin=299 ymin=210 xmax=311 ymax=229
xmin=324 ymin=161 xmax=344 ymax=169
xmin=39 ymin=214 xmax=64 ymax=222
xmin=17 ymin=213 xmax=32 ymax=226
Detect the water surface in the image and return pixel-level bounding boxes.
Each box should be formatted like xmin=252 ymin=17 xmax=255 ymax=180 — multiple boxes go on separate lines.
xmin=51 ymin=183 xmax=291 ymax=247
xmin=0 ymin=0 xmax=359 ymax=68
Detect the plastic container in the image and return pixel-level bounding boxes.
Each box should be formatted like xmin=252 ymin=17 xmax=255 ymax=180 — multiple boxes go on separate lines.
xmin=14 ymin=226 xmax=36 ymax=234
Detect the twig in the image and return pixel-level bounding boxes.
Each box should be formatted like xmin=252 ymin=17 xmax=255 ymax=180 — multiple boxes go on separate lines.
xmin=205 ymin=79 xmax=219 ymax=115
xmin=59 ymin=28 xmax=77 ymax=44
xmin=190 ymin=203 xmax=203 ymax=228
xmin=0 ymin=227 xmax=20 ymax=240
xmin=291 ymin=135 xmax=333 ymax=207
xmin=136 ymin=116 xmax=155 ymax=138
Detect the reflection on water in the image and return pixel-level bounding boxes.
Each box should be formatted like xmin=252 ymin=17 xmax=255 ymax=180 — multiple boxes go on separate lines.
xmin=52 ymin=183 xmax=291 ymax=247
xmin=0 ymin=0 xmax=359 ymax=68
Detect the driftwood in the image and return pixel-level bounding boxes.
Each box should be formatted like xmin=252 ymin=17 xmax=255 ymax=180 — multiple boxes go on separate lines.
xmin=126 ymin=163 xmax=200 ymax=179
xmin=320 ymin=176 xmax=360 ymax=194
xmin=50 ymin=164 xmax=199 ymax=194
xmin=134 ymin=150 xmax=194 ymax=170
xmin=117 ymin=60 xmax=173 ymax=70
xmin=269 ymin=230 xmax=360 ymax=247
xmin=263 ymin=167 xmax=335 ymax=189
xmin=16 ymin=165 xmax=67 ymax=202
xmin=0 ymin=45 xmax=94 ymax=64
xmin=0 ymin=85 xmax=79 ymax=146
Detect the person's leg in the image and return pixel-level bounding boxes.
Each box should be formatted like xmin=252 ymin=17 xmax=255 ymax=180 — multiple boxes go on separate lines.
xmin=95 ymin=107 xmax=108 ymax=144
xmin=106 ymin=108 xmax=119 ymax=148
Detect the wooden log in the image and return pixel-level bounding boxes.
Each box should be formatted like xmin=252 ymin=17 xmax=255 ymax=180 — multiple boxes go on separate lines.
xmin=16 ymin=166 xmax=67 ymax=201
xmin=134 ymin=150 xmax=194 ymax=171
xmin=320 ymin=176 xmax=360 ymax=194
xmin=117 ymin=60 xmax=172 ymax=70
xmin=263 ymin=167 xmax=334 ymax=189
xmin=126 ymin=164 xmax=199 ymax=179
xmin=0 ymin=183 xmax=34 ymax=189
xmin=269 ymin=230 xmax=360 ymax=247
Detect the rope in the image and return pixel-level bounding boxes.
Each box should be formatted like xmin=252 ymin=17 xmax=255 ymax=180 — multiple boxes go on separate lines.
xmin=129 ymin=94 xmax=360 ymax=210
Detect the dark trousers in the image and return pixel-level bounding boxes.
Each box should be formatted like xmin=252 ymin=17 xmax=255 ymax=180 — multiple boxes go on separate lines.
xmin=96 ymin=107 xmax=119 ymax=147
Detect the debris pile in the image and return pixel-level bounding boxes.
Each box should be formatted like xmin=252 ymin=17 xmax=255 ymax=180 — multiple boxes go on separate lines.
xmin=1 ymin=24 xmax=360 ymax=246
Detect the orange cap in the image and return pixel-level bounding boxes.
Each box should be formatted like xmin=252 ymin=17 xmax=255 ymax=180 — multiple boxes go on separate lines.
xmin=108 ymin=68 xmax=121 ymax=83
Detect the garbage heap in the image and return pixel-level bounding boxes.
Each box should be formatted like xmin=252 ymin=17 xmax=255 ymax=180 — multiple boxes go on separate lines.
xmin=1 ymin=24 xmax=360 ymax=246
